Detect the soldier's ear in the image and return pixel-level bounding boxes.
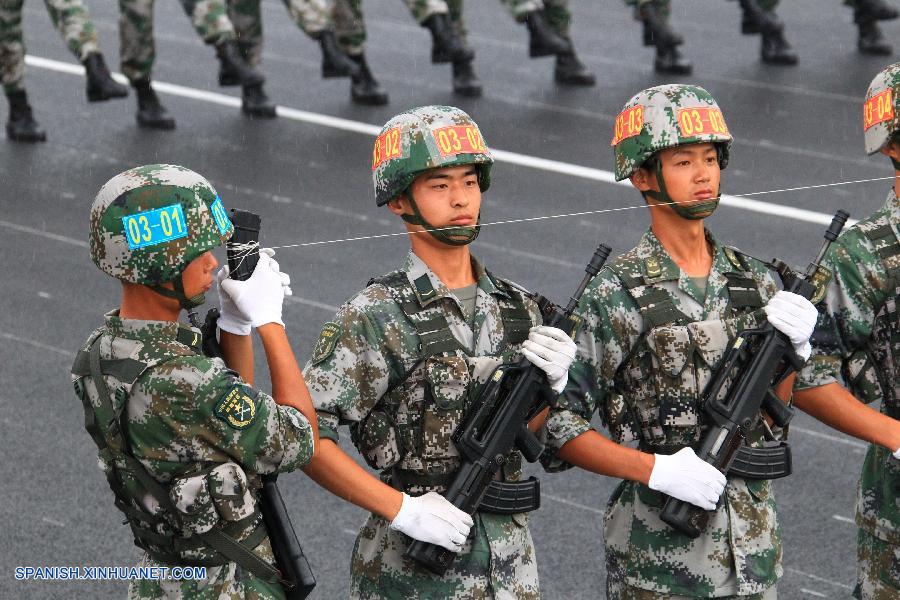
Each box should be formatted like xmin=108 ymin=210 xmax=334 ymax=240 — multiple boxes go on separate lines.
xmin=630 ymin=167 xmax=652 ymax=193
xmin=880 ymin=137 xmax=900 ymax=161
xmin=386 ymin=195 xmax=408 ymax=216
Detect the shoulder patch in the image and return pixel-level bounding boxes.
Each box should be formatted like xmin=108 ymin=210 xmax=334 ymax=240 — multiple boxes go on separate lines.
xmin=214 ymin=385 xmax=257 ymax=430
xmin=723 ymin=246 xmax=743 ymax=270
xmin=809 ymin=265 xmax=833 ymax=305
xmin=312 ymin=321 xmax=342 ymax=365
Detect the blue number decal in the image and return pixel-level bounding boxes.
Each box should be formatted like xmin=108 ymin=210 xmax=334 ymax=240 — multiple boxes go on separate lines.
xmin=210 ymin=196 xmax=232 ymax=236
xmin=121 ymin=204 xmax=188 ymax=250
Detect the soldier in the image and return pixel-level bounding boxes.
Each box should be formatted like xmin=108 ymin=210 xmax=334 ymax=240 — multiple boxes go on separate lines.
xmin=302 ymin=105 xmax=578 ymax=598
xmin=543 ymin=84 xmax=819 ymax=598
xmin=118 ymin=0 xmax=268 ymax=129
xmin=1 ymin=0 xmax=127 ymax=142
xmin=848 ymin=0 xmax=899 ymax=55
xmin=792 ymin=63 xmax=900 ymax=600
xmin=627 ymin=0 xmax=796 ymax=74
xmin=74 ymin=164 xmax=318 ymax=597
xmin=275 ymin=0 xmax=360 ymax=80
xmin=330 ymin=0 xmax=390 ymax=105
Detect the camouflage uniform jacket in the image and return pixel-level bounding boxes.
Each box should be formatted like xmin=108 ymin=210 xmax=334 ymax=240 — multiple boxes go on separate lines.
xmin=545 ymin=228 xmax=783 ymax=597
xmin=303 ymin=251 xmax=543 ymax=599
xmin=73 ymin=311 xmax=315 ymax=599
xmin=796 ymin=188 xmax=900 ymax=544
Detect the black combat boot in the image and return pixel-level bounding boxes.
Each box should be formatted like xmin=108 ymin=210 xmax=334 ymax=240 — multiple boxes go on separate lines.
xmin=132 ymin=79 xmax=175 ymax=130
xmin=554 ymin=51 xmax=596 ymax=86
xmin=5 ymin=90 xmax=46 ymax=142
xmin=858 ymin=20 xmax=893 ymax=54
xmin=854 ymin=0 xmax=899 ymax=22
xmin=241 ymin=83 xmax=276 ymax=118
xmin=83 ymin=53 xmax=128 ymax=102
xmin=654 ymin=45 xmax=693 ymax=75
xmin=216 ymin=39 xmax=265 ymax=87
xmin=740 ymin=0 xmax=784 ymax=34
xmin=424 ymin=13 xmax=473 ymax=64
xmin=640 ymin=2 xmax=683 ymax=47
xmin=524 ymin=10 xmax=571 ymax=57
xmin=349 ymin=54 xmax=389 ymax=106
xmin=761 ymin=29 xmax=798 ymax=64
xmin=452 ymin=59 xmax=482 ymax=97
xmin=318 ymin=31 xmax=360 ymax=78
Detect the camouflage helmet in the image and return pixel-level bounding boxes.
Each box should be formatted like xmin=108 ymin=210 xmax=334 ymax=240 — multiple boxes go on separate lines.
xmin=372 ymin=105 xmax=493 ymax=206
xmin=611 ymin=84 xmax=733 ymax=181
xmin=90 ymin=164 xmax=233 ymax=285
xmin=863 ymin=62 xmax=900 ymax=155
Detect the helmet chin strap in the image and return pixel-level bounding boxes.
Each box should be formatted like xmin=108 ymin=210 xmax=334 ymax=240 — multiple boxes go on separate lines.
xmin=150 ymin=274 xmax=206 ymax=311
xmin=643 ymin=158 xmax=720 ymax=220
xmin=399 ymin=189 xmax=481 ymax=246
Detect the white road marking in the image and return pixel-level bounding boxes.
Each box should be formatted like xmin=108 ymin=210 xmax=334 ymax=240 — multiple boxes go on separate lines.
xmin=24 ymin=55 xmax=858 ymax=227
xmin=285 ymin=296 xmax=340 ymax=313
xmin=41 ymin=517 xmax=65 ymax=527
xmin=0 ymin=219 xmax=87 ymax=248
xmin=542 ymin=493 xmax=605 ymax=516
xmin=0 ymin=331 xmax=74 ymax=357
xmin=832 ymin=515 xmax=855 ymax=524
xmin=790 ymin=426 xmax=868 ymax=450
xmin=787 ymin=567 xmax=854 ymax=590
xmin=800 ymin=588 xmax=828 ymax=598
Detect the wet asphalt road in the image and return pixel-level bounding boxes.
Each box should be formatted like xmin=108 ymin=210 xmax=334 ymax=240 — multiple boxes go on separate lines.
xmin=1 ymin=0 xmax=897 ymax=598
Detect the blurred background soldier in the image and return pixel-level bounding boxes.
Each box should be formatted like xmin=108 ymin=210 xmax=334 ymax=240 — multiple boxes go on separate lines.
xmin=119 ymin=0 xmax=266 ymax=130
xmin=732 ymin=0 xmax=797 ymax=65
xmin=0 ymin=0 xmax=127 ymax=142
xmin=624 ymin=0 xmax=692 ymax=75
xmin=849 ymin=0 xmax=898 ymax=55
xmin=276 ymin=0 xmax=360 ymax=80
xmin=331 ymin=0 xmax=390 ymax=105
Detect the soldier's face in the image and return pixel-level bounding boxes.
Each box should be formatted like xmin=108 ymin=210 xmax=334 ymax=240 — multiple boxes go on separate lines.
xmin=392 ymin=165 xmax=482 ymax=227
xmin=881 ymin=138 xmax=900 ymax=165
xmin=180 ymin=251 xmax=219 ymax=298
xmin=640 ymin=143 xmax=721 ymax=219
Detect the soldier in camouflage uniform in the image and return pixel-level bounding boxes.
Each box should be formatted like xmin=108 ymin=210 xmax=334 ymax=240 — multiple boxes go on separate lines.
xmin=623 ymin=0 xmax=796 ymax=75
xmin=302 ymin=105 xmax=578 ymax=598
xmin=845 ymin=0 xmax=899 ymax=55
xmin=0 ymin=0 xmax=127 ymax=142
xmin=118 ymin=0 xmax=270 ymax=128
xmin=792 ymin=63 xmax=900 ymax=600
xmin=543 ymin=84 xmax=820 ymax=598
xmin=74 ymin=163 xmax=318 ymax=598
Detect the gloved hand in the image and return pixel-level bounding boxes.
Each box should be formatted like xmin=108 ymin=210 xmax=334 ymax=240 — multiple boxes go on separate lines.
xmin=648 ymin=447 xmax=727 ymax=511
xmin=389 ymin=492 xmax=474 ymax=553
xmin=219 ymin=248 xmax=292 ymax=329
xmin=763 ymin=290 xmax=818 ymax=361
xmin=893 ymin=446 xmax=900 ymax=461
xmin=215 ymin=265 xmax=251 ymax=335
xmin=521 ymin=325 xmax=577 ymax=394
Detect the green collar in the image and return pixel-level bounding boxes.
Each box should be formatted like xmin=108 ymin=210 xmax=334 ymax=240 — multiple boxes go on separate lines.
xmin=104 ymin=310 xmax=202 ymax=351
xmin=401 ymin=251 xmax=507 ymax=309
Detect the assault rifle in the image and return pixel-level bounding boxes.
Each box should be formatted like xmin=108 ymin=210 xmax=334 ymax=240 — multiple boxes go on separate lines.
xmin=406 ymin=243 xmax=612 ymax=575
xmin=659 ymin=210 xmax=849 ymax=538
xmin=189 ymin=209 xmax=316 ymax=599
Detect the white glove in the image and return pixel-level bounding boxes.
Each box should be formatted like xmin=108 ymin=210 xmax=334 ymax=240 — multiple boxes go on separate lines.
xmin=893 ymin=447 xmax=900 ymax=461
xmin=521 ymin=325 xmax=577 ymax=394
xmin=763 ymin=290 xmax=818 ymax=362
xmin=648 ymin=447 xmax=727 ymax=511
xmin=215 ymin=265 xmax=252 ymax=335
xmin=219 ymin=248 xmax=292 ymax=329
xmin=389 ymin=492 xmax=474 ymax=553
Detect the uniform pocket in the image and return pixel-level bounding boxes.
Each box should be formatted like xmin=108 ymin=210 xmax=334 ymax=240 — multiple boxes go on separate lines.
xmin=646 ymin=326 xmax=701 ymax=445
xmin=352 ymin=408 xmax=402 ymax=470
xmin=421 ymin=356 xmax=470 ymax=460
xmin=207 ymin=462 xmax=255 ymax=522
xmin=169 ymin=469 xmax=218 ymax=535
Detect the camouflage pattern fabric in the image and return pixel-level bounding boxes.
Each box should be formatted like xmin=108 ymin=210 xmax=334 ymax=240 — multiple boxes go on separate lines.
xmin=545 ymin=228 xmax=784 ymax=597
xmin=75 ymin=311 xmax=315 ymax=599
xmin=609 ymin=582 xmax=777 ymax=600
xmin=281 ymin=0 xmax=335 ymax=37
xmin=119 ymin=0 xmax=237 ymax=81
xmin=796 ymin=189 xmax=900 ymax=597
xmin=612 ymin=84 xmax=733 ymax=182
xmin=303 ymin=251 xmax=543 ymax=599
xmin=373 ymin=105 xmax=492 ymax=206
xmin=90 ymin=164 xmax=231 ymax=285
xmin=854 ymin=529 xmax=900 ymax=600
xmin=501 ymin=0 xmax=571 ymax=37
xmin=863 ymin=62 xmax=899 ymax=155
xmin=0 ymin=0 xmax=101 ymax=93
xmin=402 ymin=0 xmax=450 ymax=24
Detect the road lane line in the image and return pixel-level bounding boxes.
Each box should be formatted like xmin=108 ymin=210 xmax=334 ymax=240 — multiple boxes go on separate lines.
xmin=800 ymin=589 xmax=827 ymax=598
xmin=0 ymin=331 xmax=74 ymax=357
xmin=790 ymin=426 xmax=868 ymax=450
xmin=543 ymin=493 xmax=605 ymax=516
xmin=0 ymin=219 xmax=87 ymax=248
xmin=787 ymin=567 xmax=854 ymax=590
xmin=24 ymin=55 xmax=858 ymax=227
xmin=285 ymin=296 xmax=340 ymax=313
xmin=832 ymin=515 xmax=855 ymax=524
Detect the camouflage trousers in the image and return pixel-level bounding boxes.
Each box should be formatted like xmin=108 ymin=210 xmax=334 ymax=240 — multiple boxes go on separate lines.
xmin=334 ymin=0 xmax=570 ymax=57
xmin=607 ymin=584 xmax=777 ymax=599
xmin=349 ymin=511 xmax=539 ymax=599
xmin=853 ymin=529 xmax=900 ymax=600
xmin=0 ymin=0 xmax=101 ymax=93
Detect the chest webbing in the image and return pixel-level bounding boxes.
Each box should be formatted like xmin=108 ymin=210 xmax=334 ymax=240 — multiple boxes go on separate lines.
xmin=367 ymin=271 xmax=532 ymax=359
xmin=610 ymin=248 xmax=764 ymax=329
xmin=71 ymin=333 xmax=278 ymax=583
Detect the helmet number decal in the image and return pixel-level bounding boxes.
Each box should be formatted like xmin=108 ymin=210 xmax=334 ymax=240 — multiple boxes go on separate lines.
xmin=210 ymin=196 xmax=232 ymax=236
xmin=121 ymin=204 xmax=188 ymax=250
xmin=432 ymin=125 xmax=487 ymax=158
xmin=676 ymin=107 xmax=729 ymax=138
xmin=864 ymin=89 xmax=894 ymax=131
xmin=611 ymin=105 xmax=645 ymax=146
xmin=372 ymin=127 xmax=403 ymax=170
